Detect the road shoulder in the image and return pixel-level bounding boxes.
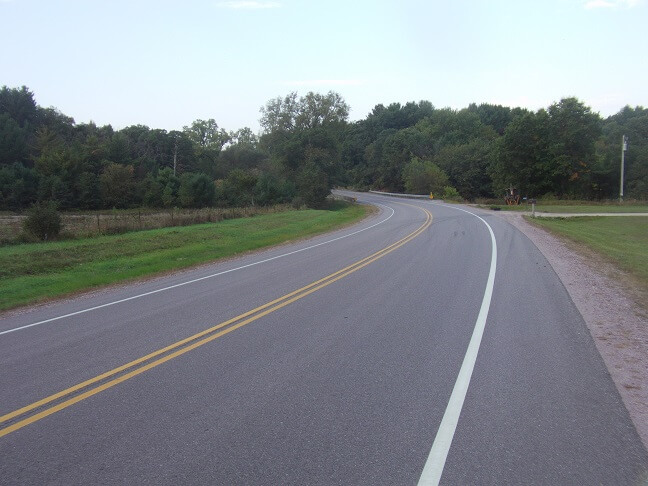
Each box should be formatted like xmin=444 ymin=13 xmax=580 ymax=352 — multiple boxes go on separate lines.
xmin=494 ymin=211 xmax=648 ymax=450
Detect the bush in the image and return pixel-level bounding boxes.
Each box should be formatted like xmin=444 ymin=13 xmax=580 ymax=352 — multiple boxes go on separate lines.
xmin=442 ymin=186 xmax=462 ymax=201
xmin=402 ymin=157 xmax=449 ymax=195
xmin=291 ymin=196 xmax=305 ymax=209
xmin=22 ymin=201 xmax=62 ymax=240
xmin=178 ymin=172 xmax=215 ymax=208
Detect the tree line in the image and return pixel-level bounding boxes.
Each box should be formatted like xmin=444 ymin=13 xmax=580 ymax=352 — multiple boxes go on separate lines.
xmin=1 ymin=85 xmax=646 ymax=213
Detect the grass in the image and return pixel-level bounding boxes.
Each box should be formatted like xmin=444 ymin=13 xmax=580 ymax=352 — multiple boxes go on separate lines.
xmin=528 ymin=216 xmax=648 ymax=288
xmin=489 ymin=204 xmax=648 ymax=213
xmin=0 ymin=202 xmax=368 ymax=311
xmin=0 ymin=205 xmax=295 ymax=244
xmin=475 ymin=199 xmax=648 ymax=214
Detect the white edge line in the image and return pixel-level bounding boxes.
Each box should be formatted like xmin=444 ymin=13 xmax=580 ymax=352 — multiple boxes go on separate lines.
xmin=0 ymin=203 xmax=395 ymax=337
xmin=418 ymin=203 xmax=498 ymax=486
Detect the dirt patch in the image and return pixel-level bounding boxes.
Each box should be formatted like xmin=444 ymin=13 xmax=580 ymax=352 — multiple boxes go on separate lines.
xmin=494 ymin=211 xmax=648 ymax=450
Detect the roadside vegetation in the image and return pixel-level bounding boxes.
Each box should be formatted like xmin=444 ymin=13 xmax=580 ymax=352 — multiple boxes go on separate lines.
xmin=477 ymin=200 xmax=648 ymax=213
xmin=2 ymin=86 xmax=647 ymax=219
xmin=0 ymin=202 xmax=367 ymax=311
xmin=1 ymin=85 xmax=647 ymax=308
xmin=528 ymin=216 xmax=648 ymax=289
xmin=0 ymin=204 xmax=297 ymax=244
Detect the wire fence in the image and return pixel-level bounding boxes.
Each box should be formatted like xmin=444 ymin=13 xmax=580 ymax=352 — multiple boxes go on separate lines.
xmin=0 ymin=205 xmax=292 ymax=244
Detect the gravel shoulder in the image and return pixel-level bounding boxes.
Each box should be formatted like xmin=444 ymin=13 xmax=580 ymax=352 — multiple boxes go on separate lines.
xmin=494 ymin=210 xmax=648 ymax=450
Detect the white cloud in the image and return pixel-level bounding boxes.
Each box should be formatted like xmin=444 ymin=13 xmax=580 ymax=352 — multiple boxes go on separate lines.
xmin=584 ymin=0 xmax=641 ymax=9
xmin=216 ymin=1 xmax=282 ymax=9
xmin=283 ymin=79 xmax=364 ymax=87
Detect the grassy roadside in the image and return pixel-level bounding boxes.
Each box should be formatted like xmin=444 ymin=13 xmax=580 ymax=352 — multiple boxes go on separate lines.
xmin=527 ymin=216 xmax=648 ymax=289
xmin=479 ymin=203 xmax=648 ymax=213
xmin=0 ymin=202 xmax=368 ymax=312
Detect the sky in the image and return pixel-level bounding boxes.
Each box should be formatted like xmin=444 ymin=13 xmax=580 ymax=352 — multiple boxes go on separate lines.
xmin=1 ymin=0 xmax=646 ymax=133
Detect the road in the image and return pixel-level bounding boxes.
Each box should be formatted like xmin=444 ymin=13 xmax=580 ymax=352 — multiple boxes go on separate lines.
xmin=1 ymin=192 xmax=647 ymax=485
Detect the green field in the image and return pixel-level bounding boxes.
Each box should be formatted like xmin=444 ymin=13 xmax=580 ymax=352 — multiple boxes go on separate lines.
xmin=529 ymin=216 xmax=648 ymax=287
xmin=479 ymin=202 xmax=648 ymax=213
xmin=0 ymin=203 xmax=368 ymax=311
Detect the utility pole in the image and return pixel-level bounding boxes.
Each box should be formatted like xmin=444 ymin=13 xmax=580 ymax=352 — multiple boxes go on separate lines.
xmin=620 ymin=135 xmax=627 ymax=203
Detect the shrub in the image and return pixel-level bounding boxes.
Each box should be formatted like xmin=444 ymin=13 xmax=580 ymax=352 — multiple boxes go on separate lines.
xmin=100 ymin=163 xmax=136 ymax=208
xmin=23 ymin=201 xmax=62 ymax=240
xmin=402 ymin=157 xmax=449 ymax=195
xmin=178 ymin=172 xmax=215 ymax=208
xmin=442 ymin=186 xmax=462 ymax=201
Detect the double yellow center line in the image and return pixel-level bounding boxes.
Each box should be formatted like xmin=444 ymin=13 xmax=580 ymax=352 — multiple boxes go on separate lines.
xmin=0 ymin=205 xmax=432 ymax=438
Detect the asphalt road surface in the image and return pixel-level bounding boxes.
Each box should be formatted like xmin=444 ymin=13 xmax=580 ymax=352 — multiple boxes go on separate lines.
xmin=1 ymin=192 xmax=647 ymax=485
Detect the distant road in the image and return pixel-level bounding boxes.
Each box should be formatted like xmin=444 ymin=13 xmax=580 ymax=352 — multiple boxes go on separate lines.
xmin=1 ymin=192 xmax=646 ymax=484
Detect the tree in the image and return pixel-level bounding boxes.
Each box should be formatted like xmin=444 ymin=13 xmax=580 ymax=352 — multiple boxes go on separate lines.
xmin=296 ymin=161 xmax=329 ymax=208
xmin=140 ymin=174 xmax=163 ymax=208
xmin=490 ymin=100 xmax=603 ymax=199
xmin=157 ymin=167 xmax=180 ymax=208
xmin=217 ymin=169 xmax=258 ymax=207
xmin=76 ymin=171 xmax=101 ymax=209
xmin=0 ymin=114 xmax=29 ymax=165
xmin=168 ymin=130 xmax=195 ymax=175
xmin=0 ymin=163 xmax=39 ymax=210
xmin=229 ymin=127 xmax=259 ymax=148
xmin=363 ymin=128 xmax=399 ymax=191
xmin=402 ymin=157 xmax=449 ymax=195
xmin=295 ymin=91 xmax=350 ymax=130
xmin=259 ymin=91 xmax=349 ymax=206
xmin=546 ymin=97 xmax=601 ymax=197
xmin=598 ymin=106 xmax=648 ymax=199
xmin=183 ymin=119 xmax=230 ymax=150
xmin=365 ymin=101 xmax=434 ymax=137
xmin=259 ymin=91 xmax=349 ymax=135
xmin=219 ymin=144 xmax=266 ymax=173
xmin=108 ymin=133 xmax=131 ymax=165
xmin=259 ymin=92 xmax=300 ymax=134
xmin=254 ymin=172 xmax=295 ymax=206
xmin=467 ymin=103 xmax=518 ymax=135
xmin=0 ymin=86 xmax=39 ymax=128
xmin=38 ymin=174 xmax=75 ymax=209
xmin=178 ymin=172 xmax=215 ymax=208
xmin=100 ymin=163 xmax=135 ymax=208
xmin=340 ymin=120 xmax=374 ymax=188
xmin=38 ymin=107 xmax=75 ymax=142
xmin=434 ymin=140 xmax=495 ymax=200
xmin=490 ymin=110 xmax=552 ymax=197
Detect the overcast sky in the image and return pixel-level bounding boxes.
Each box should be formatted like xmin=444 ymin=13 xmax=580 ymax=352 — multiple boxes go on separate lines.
xmin=2 ymin=0 xmax=646 ymax=133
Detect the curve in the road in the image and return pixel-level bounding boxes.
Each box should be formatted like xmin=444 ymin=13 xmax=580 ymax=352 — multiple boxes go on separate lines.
xmin=418 ymin=203 xmax=497 ymax=485
xmin=0 ymin=204 xmax=432 ymax=439
xmin=0 ymin=204 xmax=396 ymax=337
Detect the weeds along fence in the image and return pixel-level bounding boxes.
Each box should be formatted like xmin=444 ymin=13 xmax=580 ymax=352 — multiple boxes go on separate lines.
xmin=0 ymin=205 xmax=292 ymax=243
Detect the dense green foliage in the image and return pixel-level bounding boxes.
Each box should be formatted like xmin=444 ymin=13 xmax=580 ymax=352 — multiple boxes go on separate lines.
xmin=1 ymin=85 xmax=646 ymax=212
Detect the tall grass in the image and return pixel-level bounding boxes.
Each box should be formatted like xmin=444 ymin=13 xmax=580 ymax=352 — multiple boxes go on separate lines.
xmin=0 ymin=205 xmax=293 ymax=245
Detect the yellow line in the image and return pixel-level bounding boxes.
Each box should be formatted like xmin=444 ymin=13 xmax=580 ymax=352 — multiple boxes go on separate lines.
xmin=0 ymin=208 xmax=428 ymax=425
xmin=0 ymin=206 xmax=432 ymax=438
